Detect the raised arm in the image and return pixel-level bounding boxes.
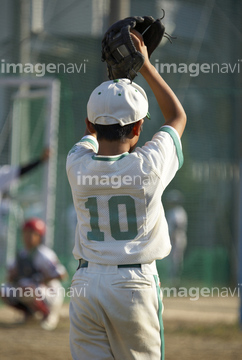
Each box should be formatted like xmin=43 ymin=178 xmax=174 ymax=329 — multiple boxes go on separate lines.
xmin=131 ymin=30 xmax=187 ymax=137
xmin=19 ymin=148 xmax=50 ymax=176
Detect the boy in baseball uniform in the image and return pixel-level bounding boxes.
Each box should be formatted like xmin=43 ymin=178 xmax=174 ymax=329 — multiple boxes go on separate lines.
xmin=66 ymin=31 xmax=186 ymax=360
xmin=1 ymin=218 xmax=67 ymax=330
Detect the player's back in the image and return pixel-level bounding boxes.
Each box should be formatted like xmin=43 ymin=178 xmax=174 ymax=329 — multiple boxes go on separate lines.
xmin=66 ymin=127 xmax=183 ymax=265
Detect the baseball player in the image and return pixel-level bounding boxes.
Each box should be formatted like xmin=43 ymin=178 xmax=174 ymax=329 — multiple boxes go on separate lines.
xmin=0 ymin=218 xmax=67 ymax=330
xmin=0 ymin=148 xmax=49 ymax=197
xmin=165 ymin=190 xmax=188 ymax=285
xmin=66 ymin=29 xmax=186 ymax=359
xmin=0 ymin=148 xmax=50 ymax=267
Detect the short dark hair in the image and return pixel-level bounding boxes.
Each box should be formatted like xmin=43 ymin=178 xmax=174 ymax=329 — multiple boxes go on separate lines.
xmin=92 ymin=122 xmax=136 ymax=141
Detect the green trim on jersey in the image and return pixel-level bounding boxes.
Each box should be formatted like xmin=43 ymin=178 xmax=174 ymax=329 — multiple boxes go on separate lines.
xmin=160 ymin=127 xmax=184 ymax=169
xmin=154 ymin=275 xmax=165 ymax=360
xmin=80 ymin=138 xmax=98 ymax=153
xmin=92 ymin=153 xmax=129 ymax=161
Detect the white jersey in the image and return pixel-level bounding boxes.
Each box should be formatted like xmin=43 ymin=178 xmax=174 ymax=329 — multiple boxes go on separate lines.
xmin=66 ymin=125 xmax=184 ymax=265
xmin=0 ymin=165 xmax=19 ymax=193
xmin=11 ymin=244 xmax=66 ymax=281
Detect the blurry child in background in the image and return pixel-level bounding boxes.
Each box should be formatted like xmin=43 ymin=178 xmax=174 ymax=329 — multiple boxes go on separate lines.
xmin=165 ymin=190 xmax=188 ymax=286
xmin=0 ymin=217 xmax=67 ymax=330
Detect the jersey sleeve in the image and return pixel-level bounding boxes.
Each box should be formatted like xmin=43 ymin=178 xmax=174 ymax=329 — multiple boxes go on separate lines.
xmin=0 ymin=165 xmax=20 ymax=192
xmin=135 ymin=125 xmax=184 ymax=189
xmin=66 ymin=135 xmax=99 ymax=175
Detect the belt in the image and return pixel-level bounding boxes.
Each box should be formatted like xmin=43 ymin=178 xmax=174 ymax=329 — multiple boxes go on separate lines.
xmin=78 ymin=259 xmax=141 ymax=269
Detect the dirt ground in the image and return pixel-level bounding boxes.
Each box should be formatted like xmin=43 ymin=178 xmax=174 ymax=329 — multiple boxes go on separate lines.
xmin=0 ymin=296 xmax=241 ymax=360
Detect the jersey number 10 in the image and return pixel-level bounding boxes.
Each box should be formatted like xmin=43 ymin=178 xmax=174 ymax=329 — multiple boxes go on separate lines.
xmin=85 ymin=195 xmax=138 ymax=241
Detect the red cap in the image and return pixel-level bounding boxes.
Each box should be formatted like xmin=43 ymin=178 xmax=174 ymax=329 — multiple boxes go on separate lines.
xmin=22 ymin=218 xmax=46 ymax=236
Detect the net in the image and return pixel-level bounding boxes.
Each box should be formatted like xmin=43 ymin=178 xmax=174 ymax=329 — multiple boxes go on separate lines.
xmin=0 ymin=0 xmax=241 ymax=288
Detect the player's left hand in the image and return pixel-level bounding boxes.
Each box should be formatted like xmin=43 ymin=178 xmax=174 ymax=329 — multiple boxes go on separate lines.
xmin=101 ymin=15 xmax=166 ymax=80
xmin=130 ymin=30 xmax=150 ymax=71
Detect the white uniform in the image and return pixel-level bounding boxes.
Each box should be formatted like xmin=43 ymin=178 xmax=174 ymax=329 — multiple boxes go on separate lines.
xmin=166 ymin=204 xmax=188 ymax=282
xmin=3 ymin=244 xmax=66 ymax=330
xmin=67 ymin=125 xmax=183 ymax=360
xmin=0 ymin=166 xmax=22 ymax=266
xmin=13 ymin=244 xmax=67 ymax=283
xmin=67 ymin=126 xmax=183 ymax=265
xmin=0 ymin=165 xmax=19 ymax=198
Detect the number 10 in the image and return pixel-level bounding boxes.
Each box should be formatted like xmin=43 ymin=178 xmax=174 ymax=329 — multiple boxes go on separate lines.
xmin=85 ymin=195 xmax=138 ymax=241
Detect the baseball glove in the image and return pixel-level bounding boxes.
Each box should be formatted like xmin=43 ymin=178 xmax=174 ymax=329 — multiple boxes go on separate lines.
xmin=101 ymin=10 xmax=174 ymax=81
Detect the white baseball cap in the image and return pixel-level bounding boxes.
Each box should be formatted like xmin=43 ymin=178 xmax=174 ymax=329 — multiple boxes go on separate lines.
xmin=87 ymin=78 xmax=149 ymax=126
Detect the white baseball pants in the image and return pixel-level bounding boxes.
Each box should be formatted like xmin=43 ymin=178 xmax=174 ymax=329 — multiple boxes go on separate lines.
xmin=69 ymin=262 xmax=164 ymax=360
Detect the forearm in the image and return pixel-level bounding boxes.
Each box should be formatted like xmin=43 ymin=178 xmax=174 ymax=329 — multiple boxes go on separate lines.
xmin=19 ymin=158 xmax=43 ymax=176
xmin=141 ymin=63 xmax=186 ymax=137
xmin=19 ymin=148 xmax=49 ymax=176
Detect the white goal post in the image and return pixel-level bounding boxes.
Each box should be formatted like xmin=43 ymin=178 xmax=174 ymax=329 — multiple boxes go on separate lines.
xmin=0 ymin=77 xmax=60 ymax=256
